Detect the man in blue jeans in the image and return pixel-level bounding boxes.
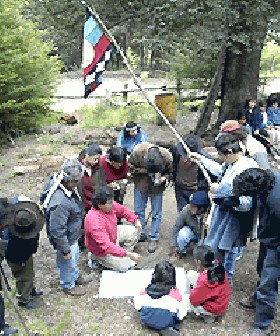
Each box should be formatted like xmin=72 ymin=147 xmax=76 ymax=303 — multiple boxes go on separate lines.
xmin=129 ymin=143 xmax=173 ymax=253
xmin=170 ymin=190 xmax=210 ymax=258
xmin=41 ymin=158 xmax=89 ymax=296
xmin=233 ymin=168 xmax=280 ymax=336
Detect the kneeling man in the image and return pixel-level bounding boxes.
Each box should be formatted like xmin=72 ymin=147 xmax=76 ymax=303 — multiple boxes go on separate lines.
xmin=85 ymin=187 xmax=142 ymax=272
xmin=170 ymin=190 xmax=210 ymax=258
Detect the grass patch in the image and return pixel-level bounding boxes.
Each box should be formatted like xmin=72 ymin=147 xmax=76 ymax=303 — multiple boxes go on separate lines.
xmin=79 ymin=103 xmax=157 ymax=129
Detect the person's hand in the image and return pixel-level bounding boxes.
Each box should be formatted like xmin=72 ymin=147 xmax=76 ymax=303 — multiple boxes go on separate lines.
xmin=169 ymin=246 xmax=179 ymax=257
xmin=63 ymin=251 xmax=72 ymax=260
xmin=127 ymin=251 xmax=142 ymax=262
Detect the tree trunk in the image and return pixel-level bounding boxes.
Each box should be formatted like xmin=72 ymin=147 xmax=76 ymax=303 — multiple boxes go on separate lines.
xmin=218 ymin=46 xmax=262 ymax=124
xmin=217 ymin=0 xmax=274 ymax=125
xmin=195 ymin=45 xmax=226 ymax=137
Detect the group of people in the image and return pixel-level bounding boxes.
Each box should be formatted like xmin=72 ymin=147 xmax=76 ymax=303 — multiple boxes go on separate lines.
xmin=238 ymin=97 xmax=280 ymax=153
xmin=0 ymin=118 xmax=279 ymax=335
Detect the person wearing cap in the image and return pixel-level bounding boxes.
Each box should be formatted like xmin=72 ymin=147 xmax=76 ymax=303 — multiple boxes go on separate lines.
xmin=99 ymin=147 xmax=129 ymax=206
xmin=78 ymin=143 xmax=106 ymax=250
xmin=41 ymin=158 xmax=87 ymax=296
xmin=171 ymin=134 xmax=212 ymax=212
xmin=129 ymin=143 xmax=173 ymax=253
xmin=220 ymin=120 xmax=269 ymax=170
xmin=3 ymin=196 xmax=45 ymax=309
xmin=0 ymin=198 xmax=19 ymax=334
xmin=116 ymin=121 xmax=148 ymax=155
xmin=170 ymin=190 xmax=210 ymax=259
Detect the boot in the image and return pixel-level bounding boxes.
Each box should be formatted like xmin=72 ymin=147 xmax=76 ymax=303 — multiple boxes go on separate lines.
xmin=63 ymin=286 xmax=86 ymax=297
xmin=18 ymin=300 xmax=40 ymax=309
xmin=240 ymin=292 xmax=257 ymax=309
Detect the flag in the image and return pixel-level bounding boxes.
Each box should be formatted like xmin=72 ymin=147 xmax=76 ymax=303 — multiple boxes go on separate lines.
xmin=83 ymin=7 xmax=115 ymax=98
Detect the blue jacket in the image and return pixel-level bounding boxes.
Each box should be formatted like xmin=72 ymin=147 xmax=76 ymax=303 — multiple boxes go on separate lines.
xmin=267 ymin=107 xmax=280 ymax=126
xmin=245 ymin=108 xmax=263 ymax=131
xmin=44 ymin=186 xmax=83 ymax=254
xmin=116 ymin=128 xmax=148 ymax=154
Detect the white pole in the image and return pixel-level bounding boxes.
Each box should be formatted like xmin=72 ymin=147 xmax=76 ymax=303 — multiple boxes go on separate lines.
xmin=81 ymin=1 xmax=211 ymax=186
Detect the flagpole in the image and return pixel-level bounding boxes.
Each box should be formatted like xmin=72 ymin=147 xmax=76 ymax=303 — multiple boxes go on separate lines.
xmin=81 ymin=1 xmax=211 ymax=186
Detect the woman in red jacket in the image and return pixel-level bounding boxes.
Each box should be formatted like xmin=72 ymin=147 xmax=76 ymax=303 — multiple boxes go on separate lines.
xmin=184 ymin=245 xmax=231 ymax=323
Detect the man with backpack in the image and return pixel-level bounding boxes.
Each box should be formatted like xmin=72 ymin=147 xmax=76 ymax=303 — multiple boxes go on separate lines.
xmin=40 ymin=158 xmax=89 ymax=296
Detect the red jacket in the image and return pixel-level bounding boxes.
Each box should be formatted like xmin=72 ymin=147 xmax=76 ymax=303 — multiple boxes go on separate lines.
xmin=190 ymin=270 xmax=231 ymax=316
xmin=84 ymin=201 xmax=138 ymax=257
xmin=99 ymin=155 xmax=128 ymax=183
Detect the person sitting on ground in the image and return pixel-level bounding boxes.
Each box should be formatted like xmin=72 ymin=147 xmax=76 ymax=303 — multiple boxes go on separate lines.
xmin=170 ymin=190 xmax=210 ymax=259
xmin=4 ymin=196 xmax=45 ymax=310
xmin=134 ymin=260 xmax=186 ymax=336
xmin=237 ymin=97 xmax=263 ymax=136
xmin=266 ymin=98 xmax=280 ymax=150
xmin=84 ymin=186 xmax=142 ymax=272
xmin=78 ymin=143 xmax=106 ymax=249
xmin=183 ymin=245 xmax=231 ymax=323
xmin=129 ymin=143 xmax=173 ymax=253
xmin=171 ymin=134 xmax=210 ymax=212
xmin=100 ymin=146 xmax=129 ymax=205
xmin=116 ymin=121 xmax=148 ymax=155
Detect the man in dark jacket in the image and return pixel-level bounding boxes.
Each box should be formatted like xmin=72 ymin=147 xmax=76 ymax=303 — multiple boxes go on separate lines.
xmin=171 ymin=134 xmax=210 ymax=212
xmin=4 ymin=197 xmax=45 ymax=310
xmin=41 ymin=158 xmax=88 ymax=296
xmin=233 ymin=168 xmax=280 ymax=336
xmin=170 ymin=190 xmax=210 ymax=258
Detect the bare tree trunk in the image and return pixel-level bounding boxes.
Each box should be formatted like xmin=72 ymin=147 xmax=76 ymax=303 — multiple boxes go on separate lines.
xmin=195 ymin=45 xmax=226 ymax=136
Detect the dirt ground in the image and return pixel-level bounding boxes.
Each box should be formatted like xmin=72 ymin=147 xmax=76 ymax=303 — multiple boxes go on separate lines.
xmin=0 ymin=122 xmax=279 ymax=336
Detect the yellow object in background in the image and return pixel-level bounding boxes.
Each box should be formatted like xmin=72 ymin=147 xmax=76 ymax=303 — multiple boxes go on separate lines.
xmin=155 ymin=92 xmax=177 ymax=126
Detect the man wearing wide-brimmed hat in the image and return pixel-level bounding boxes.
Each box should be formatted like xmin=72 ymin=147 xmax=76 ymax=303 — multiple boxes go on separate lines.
xmin=4 ymin=195 xmax=45 ymax=310
xmin=41 ymin=158 xmax=88 ymax=296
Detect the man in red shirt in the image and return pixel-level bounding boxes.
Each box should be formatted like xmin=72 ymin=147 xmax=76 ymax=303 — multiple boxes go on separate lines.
xmin=84 ymin=186 xmax=142 ymax=272
xmin=99 ymin=147 xmax=129 ymax=205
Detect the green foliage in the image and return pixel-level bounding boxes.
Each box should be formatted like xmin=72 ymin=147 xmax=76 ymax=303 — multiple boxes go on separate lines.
xmin=260 ymin=40 xmax=280 ymax=77
xmin=0 ymin=0 xmax=62 ymax=135
xmin=80 ymin=103 xmax=157 ymax=129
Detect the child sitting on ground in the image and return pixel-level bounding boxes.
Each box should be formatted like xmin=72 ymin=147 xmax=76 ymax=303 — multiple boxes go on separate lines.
xmin=184 ymin=245 xmax=231 ymax=323
xmin=134 ymin=260 xmax=186 ymax=336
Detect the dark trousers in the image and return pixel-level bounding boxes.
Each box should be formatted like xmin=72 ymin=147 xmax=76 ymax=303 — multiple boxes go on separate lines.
xmin=175 ymin=184 xmax=194 ymax=212
xmin=254 ymin=247 xmax=280 ymax=329
xmin=8 ymin=256 xmax=34 ymax=304
xmin=0 ymin=293 xmax=4 ymax=329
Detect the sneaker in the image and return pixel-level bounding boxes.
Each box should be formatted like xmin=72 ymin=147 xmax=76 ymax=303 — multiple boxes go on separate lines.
xmin=75 ymin=275 xmax=91 ymax=285
xmin=0 ymin=324 xmax=18 ymax=335
xmin=235 ymin=255 xmax=242 ymax=261
xmin=63 ymin=286 xmax=86 ymax=296
xmin=246 ymin=327 xmax=270 ymax=335
xmin=240 ymin=293 xmax=257 ymax=309
xmin=31 ymin=288 xmax=43 ymax=297
xmin=160 ymin=327 xmax=181 ymax=336
xmin=138 ymin=234 xmax=147 ymax=242
xmin=18 ymin=300 xmax=40 ymax=309
xmin=148 ymin=240 xmax=158 ymax=253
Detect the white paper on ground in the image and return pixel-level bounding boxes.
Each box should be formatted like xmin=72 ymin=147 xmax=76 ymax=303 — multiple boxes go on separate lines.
xmin=98 ymin=267 xmax=187 ymax=299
